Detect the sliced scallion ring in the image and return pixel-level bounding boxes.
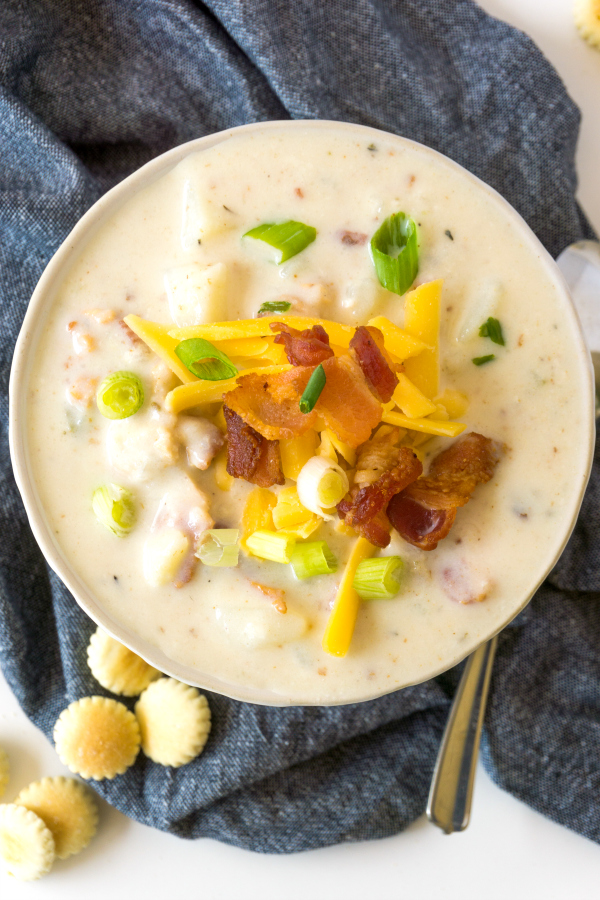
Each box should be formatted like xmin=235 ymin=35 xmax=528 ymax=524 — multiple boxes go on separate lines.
xmin=174 ymin=338 xmax=238 ymax=380
xmin=92 ymin=484 xmax=136 ymax=537
xmin=353 ymin=556 xmax=404 ymax=599
xmin=196 ymin=529 xmax=240 ymax=567
xmin=290 ymin=541 xmax=337 ymax=579
xmin=296 ymin=455 xmax=349 ymax=520
xmin=370 ymin=212 xmax=419 ymax=295
xmin=243 ymin=220 xmax=317 ymax=264
xmin=96 ymin=371 xmax=144 ymax=419
xmin=245 ymin=530 xmax=296 ymax=563
xmin=299 ymin=364 xmax=326 ymax=414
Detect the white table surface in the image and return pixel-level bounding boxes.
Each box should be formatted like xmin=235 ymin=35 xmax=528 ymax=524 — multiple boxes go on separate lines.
xmin=2 ymin=1 xmax=600 ymax=896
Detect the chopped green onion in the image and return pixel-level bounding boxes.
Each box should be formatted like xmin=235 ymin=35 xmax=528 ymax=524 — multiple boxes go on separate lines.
xmin=92 ymin=484 xmax=135 ymax=537
xmin=296 ymin=455 xmax=349 ymax=519
xmin=290 ymin=541 xmax=337 ymax=579
xmin=175 ymin=338 xmax=238 ymax=380
xmin=243 ymin=220 xmax=317 ymax=264
xmin=299 ymin=364 xmax=326 ymax=414
xmin=257 ymin=300 xmax=293 ymax=317
xmin=472 ymin=354 xmax=496 ymax=366
xmin=196 ymin=529 xmax=239 ymax=567
xmin=353 ymin=556 xmax=404 ymax=599
xmin=96 ymin=371 xmax=144 ymax=419
xmin=479 ymin=317 xmax=505 ymax=345
xmin=245 ymin=530 xmax=296 ymax=563
xmin=369 ymin=212 xmax=419 ymax=295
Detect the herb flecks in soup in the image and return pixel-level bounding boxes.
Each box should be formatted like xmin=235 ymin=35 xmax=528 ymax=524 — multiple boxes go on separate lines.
xmin=26 ymin=127 xmax=589 ymax=704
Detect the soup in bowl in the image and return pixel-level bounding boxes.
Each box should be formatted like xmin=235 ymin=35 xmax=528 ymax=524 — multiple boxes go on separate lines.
xmin=9 ymin=121 xmax=594 ymax=705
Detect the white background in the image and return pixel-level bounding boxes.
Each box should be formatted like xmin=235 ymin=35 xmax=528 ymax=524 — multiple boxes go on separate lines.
xmin=2 ymin=0 xmax=600 ymax=896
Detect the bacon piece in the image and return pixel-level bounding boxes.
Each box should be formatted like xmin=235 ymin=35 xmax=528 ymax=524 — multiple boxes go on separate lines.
xmin=337 ymin=429 xmax=422 ymax=548
xmin=250 ymin=581 xmax=287 ymax=614
xmin=388 ymin=432 xmax=501 ymax=550
xmin=340 ymin=230 xmax=368 ymax=246
xmin=226 ymin=354 xmax=382 ymax=449
xmin=316 ymin=355 xmax=383 ymax=448
xmin=223 ymin=405 xmax=284 ymax=488
xmin=350 ymin=326 xmax=398 ymax=403
xmin=387 ymin=495 xmax=456 ymax=550
xmin=270 ymin=322 xmax=334 ymax=367
xmin=224 ymin=367 xmax=315 ymax=440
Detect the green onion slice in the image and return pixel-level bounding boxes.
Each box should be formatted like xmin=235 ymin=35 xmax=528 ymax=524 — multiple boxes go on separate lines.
xmin=92 ymin=484 xmax=135 ymax=537
xmin=299 ymin=363 xmax=326 ymax=414
xmin=243 ymin=220 xmax=317 ymax=264
xmin=472 ymin=354 xmax=496 ymax=367
xmin=353 ymin=556 xmax=404 ymax=599
xmin=175 ymin=338 xmax=238 ymax=380
xmin=257 ymin=300 xmax=293 ymax=317
xmin=369 ymin=212 xmax=419 ymax=295
xmin=290 ymin=541 xmax=337 ymax=580
xmin=96 ymin=371 xmax=144 ymax=419
xmin=196 ymin=529 xmax=239 ymax=567
xmin=479 ymin=317 xmax=505 ymax=345
xmin=245 ymin=530 xmax=296 ymax=563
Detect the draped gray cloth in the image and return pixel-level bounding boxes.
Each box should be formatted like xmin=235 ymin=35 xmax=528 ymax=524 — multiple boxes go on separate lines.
xmin=0 ymin=0 xmax=598 ymax=851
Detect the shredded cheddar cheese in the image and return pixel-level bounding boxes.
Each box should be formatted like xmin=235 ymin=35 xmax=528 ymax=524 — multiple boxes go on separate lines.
xmin=402 ymin=279 xmax=442 ymax=398
xmin=322 ymin=537 xmax=375 ymax=657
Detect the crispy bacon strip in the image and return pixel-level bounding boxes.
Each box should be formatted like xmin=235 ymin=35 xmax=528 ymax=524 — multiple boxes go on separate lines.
xmin=224 ymin=366 xmax=315 ymax=440
xmin=225 ymin=354 xmax=383 ymax=449
xmin=270 ymin=322 xmax=334 ymax=367
xmin=388 ymin=432 xmax=501 ymax=550
xmin=223 ymin=405 xmax=284 ymax=488
xmin=350 ymin=325 xmax=398 ymax=403
xmin=316 ymin=355 xmax=383 ymax=448
xmin=337 ymin=429 xmax=423 ymax=548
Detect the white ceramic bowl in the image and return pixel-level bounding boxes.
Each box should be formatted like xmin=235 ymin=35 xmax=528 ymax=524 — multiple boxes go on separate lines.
xmin=9 ymin=120 xmax=595 ymax=705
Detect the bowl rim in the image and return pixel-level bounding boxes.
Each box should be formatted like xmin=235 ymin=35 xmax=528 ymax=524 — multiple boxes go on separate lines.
xmin=8 ymin=118 xmax=596 ymax=706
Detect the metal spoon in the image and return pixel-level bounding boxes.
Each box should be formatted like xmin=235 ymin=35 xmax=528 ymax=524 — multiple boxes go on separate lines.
xmin=427 ymin=239 xmax=600 ymax=834
xmin=427 ymin=635 xmax=498 ymax=833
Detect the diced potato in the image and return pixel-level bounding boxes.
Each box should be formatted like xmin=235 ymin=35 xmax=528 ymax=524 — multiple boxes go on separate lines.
xmin=143 ymin=529 xmax=190 ymax=587
xmin=341 ymin=277 xmax=385 ymax=322
xmin=456 ymin=278 xmax=502 ymax=342
xmin=176 ymin=416 xmax=223 ymax=470
xmin=279 ymin=431 xmax=319 ymax=480
xmin=180 ymin=179 xmax=235 ymax=249
xmin=165 ymin=262 xmax=228 ymax=328
xmin=216 ymin=605 xmax=307 ymax=649
xmin=107 ymin=417 xmax=179 ymax=482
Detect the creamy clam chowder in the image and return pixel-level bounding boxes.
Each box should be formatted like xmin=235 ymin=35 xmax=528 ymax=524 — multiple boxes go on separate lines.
xmin=24 ymin=125 xmax=591 ymax=705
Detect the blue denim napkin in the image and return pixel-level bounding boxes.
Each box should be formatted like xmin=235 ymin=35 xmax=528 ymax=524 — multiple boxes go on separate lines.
xmin=0 ymin=0 xmax=598 ymax=852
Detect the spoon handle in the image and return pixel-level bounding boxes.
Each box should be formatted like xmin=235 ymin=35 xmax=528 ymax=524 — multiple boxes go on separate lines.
xmin=426 ymin=635 xmax=498 ymax=833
